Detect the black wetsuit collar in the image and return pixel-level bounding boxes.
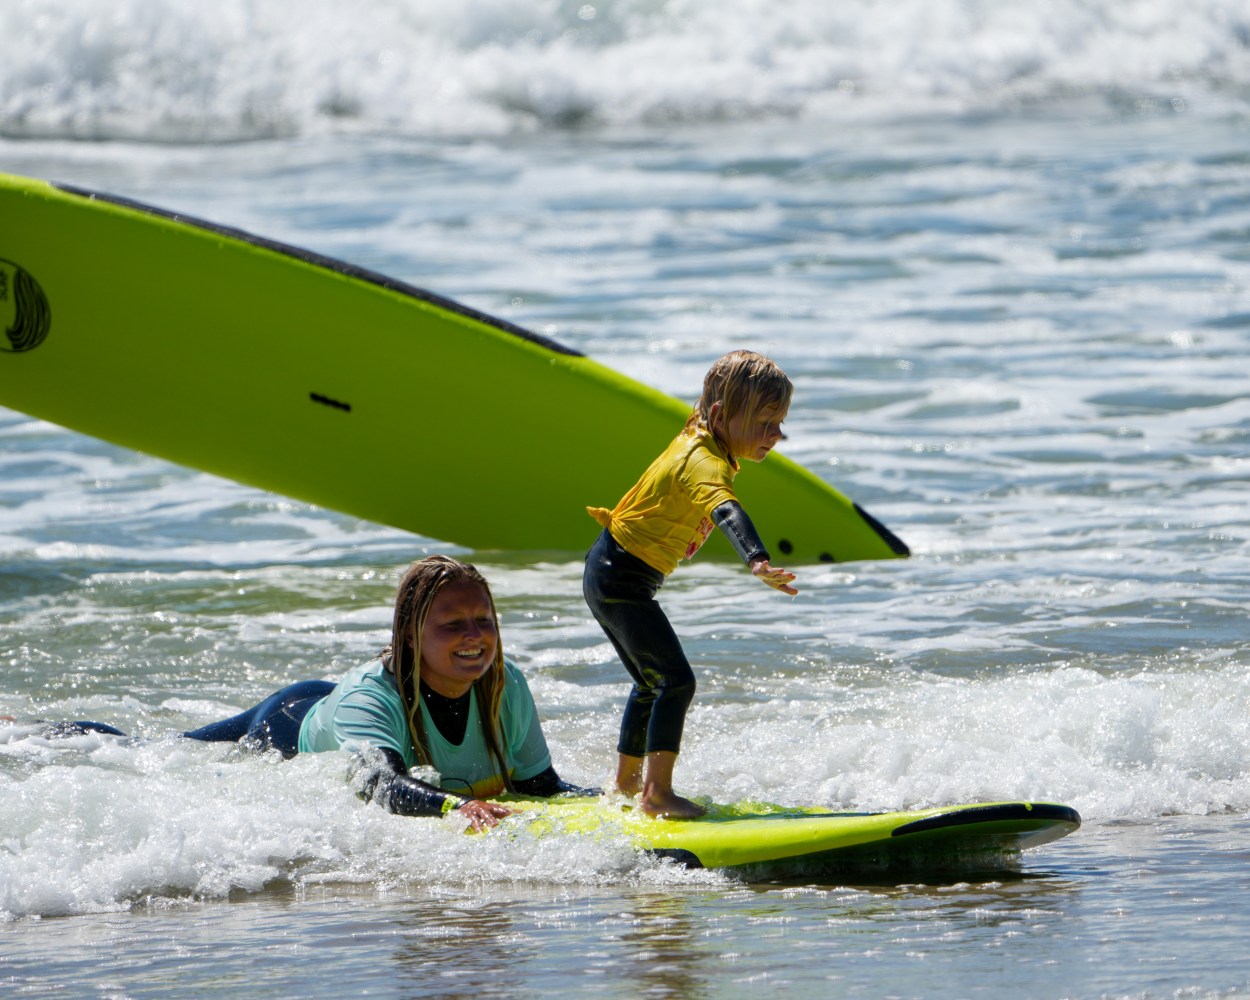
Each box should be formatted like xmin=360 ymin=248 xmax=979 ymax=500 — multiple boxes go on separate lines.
xmin=419 ymin=679 xmax=472 ymax=745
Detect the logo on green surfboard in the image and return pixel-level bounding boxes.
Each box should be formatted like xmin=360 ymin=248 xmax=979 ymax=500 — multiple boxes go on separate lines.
xmin=0 ymin=258 xmax=51 ymax=352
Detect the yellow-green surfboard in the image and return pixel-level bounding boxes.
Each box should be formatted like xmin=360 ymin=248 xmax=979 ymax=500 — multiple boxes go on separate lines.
xmin=499 ymin=799 xmax=1081 ymax=872
xmin=0 ymin=172 xmax=908 ymax=561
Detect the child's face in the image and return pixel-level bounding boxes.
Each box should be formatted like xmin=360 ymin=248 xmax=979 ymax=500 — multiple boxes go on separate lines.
xmin=716 ymin=400 xmax=788 ymax=462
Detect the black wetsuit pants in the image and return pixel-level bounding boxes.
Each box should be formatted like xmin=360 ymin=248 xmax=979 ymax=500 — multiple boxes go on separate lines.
xmin=182 ymin=680 xmax=336 ymax=758
xmin=583 ymin=528 xmax=696 ymax=757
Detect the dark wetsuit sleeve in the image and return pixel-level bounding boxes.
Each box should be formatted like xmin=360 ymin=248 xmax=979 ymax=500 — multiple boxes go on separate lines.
xmin=512 ymin=765 xmax=601 ymax=798
xmin=711 ymin=500 xmax=770 ymax=565
xmin=354 ymin=747 xmax=467 ymax=817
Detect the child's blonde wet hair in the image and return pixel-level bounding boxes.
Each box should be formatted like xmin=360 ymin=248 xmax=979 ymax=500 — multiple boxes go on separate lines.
xmin=686 ymin=350 xmax=793 ymax=449
xmin=382 ymin=555 xmax=513 ymax=793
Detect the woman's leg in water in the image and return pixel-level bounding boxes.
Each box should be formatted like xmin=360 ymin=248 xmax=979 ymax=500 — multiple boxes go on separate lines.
xmin=40 ymin=721 xmax=129 ymax=737
xmin=183 ymin=680 xmax=335 ymax=758
xmin=23 ymin=682 xmax=335 ymax=752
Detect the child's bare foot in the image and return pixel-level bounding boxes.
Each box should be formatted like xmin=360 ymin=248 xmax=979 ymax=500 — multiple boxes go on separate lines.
xmin=640 ymin=789 xmax=706 ymax=819
xmin=614 ymin=754 xmax=644 ymax=798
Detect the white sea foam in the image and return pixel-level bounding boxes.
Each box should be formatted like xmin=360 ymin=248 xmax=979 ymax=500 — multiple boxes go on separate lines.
xmin=1 ymin=0 xmax=1247 ymax=141
xmin=1 ymin=654 xmax=1245 ymax=919
xmin=0 ymin=734 xmax=715 ymax=920
xmin=3 ymin=634 xmax=1248 ymax=921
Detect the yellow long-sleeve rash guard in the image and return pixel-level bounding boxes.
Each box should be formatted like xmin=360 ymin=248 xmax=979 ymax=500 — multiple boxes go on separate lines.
xmin=587 ymin=424 xmax=740 ymax=576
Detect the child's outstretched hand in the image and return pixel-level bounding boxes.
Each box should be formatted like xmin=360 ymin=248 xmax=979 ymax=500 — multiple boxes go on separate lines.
xmin=750 ymin=558 xmax=798 ymax=596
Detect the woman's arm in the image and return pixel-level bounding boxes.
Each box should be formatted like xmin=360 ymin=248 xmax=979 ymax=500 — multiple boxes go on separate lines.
xmin=353 ymin=747 xmax=511 ymax=830
xmin=512 ymin=765 xmax=601 ymax=798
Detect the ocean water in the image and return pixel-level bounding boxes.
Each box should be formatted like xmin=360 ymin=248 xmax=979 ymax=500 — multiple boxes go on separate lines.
xmin=3 ymin=1 xmax=1250 ymax=996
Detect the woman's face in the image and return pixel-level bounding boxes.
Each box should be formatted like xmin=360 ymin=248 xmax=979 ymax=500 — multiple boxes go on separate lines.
xmin=416 ymin=580 xmax=499 ymax=698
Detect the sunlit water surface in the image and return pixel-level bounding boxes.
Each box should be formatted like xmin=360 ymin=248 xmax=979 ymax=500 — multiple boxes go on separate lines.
xmin=4 ymin=2 xmax=1250 ymax=996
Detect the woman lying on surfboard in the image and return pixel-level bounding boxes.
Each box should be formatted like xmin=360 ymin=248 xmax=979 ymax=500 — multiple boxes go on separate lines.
xmin=40 ymin=555 xmax=595 ymax=831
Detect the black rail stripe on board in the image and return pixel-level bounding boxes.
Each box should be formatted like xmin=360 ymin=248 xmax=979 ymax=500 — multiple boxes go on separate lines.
xmin=647 ymin=848 xmax=703 ymax=868
xmin=853 ymin=502 xmax=911 ymax=557
xmin=890 ymin=803 xmax=1081 ymax=838
xmin=53 ymin=183 xmax=584 ymax=359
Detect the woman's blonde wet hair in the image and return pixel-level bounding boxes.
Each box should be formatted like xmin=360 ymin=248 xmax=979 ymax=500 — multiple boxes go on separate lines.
xmin=382 ymin=555 xmax=513 ymax=793
xmin=686 ymin=350 xmax=793 ymax=457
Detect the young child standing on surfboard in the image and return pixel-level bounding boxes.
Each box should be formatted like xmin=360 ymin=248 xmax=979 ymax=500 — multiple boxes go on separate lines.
xmin=584 ymin=350 xmax=798 ymax=818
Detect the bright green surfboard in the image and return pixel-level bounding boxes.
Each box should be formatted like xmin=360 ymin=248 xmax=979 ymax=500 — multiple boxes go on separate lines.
xmin=0 ymin=172 xmax=908 ymax=561
xmin=498 ymin=799 xmax=1080 ymax=872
